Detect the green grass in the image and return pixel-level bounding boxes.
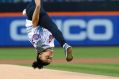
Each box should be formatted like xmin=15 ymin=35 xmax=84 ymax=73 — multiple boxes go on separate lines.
xmin=0 ymin=47 xmax=119 ymax=59
xmin=53 ymin=47 xmax=119 ymax=58
xmin=46 ymin=63 xmax=119 ymax=77
xmin=0 ymin=47 xmax=119 ymax=77
xmin=0 ymin=48 xmax=36 ymax=59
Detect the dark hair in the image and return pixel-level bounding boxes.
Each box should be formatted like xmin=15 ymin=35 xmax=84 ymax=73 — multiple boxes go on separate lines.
xmin=32 ymin=53 xmax=50 ymax=69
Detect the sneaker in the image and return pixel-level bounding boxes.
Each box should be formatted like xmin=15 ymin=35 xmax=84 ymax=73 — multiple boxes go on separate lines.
xmin=63 ymin=43 xmax=73 ymax=62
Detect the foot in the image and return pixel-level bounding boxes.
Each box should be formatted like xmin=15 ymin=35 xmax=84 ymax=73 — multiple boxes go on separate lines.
xmin=63 ymin=43 xmax=73 ymax=62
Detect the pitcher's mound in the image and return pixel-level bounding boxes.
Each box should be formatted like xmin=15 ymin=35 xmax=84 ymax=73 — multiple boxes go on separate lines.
xmin=0 ymin=64 xmax=118 ymax=79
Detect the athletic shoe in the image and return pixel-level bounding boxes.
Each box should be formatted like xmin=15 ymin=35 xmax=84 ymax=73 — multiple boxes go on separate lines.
xmin=63 ymin=43 xmax=73 ymax=62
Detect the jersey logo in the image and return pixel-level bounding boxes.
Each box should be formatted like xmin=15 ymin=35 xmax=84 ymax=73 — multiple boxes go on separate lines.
xmin=32 ymin=34 xmax=41 ymax=40
xmin=32 ymin=34 xmax=41 ymax=45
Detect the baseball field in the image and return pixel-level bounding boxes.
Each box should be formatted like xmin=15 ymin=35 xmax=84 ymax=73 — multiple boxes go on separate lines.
xmin=0 ymin=47 xmax=119 ymax=79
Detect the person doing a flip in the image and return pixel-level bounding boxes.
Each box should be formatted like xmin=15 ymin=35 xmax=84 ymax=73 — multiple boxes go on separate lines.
xmin=23 ymin=0 xmax=73 ymax=69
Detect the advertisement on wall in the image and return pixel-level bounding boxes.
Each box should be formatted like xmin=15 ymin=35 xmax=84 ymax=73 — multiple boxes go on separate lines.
xmin=0 ymin=12 xmax=119 ymax=46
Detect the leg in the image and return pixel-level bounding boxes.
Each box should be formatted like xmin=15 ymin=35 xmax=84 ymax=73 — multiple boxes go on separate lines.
xmin=39 ymin=14 xmax=66 ymax=47
xmin=39 ymin=13 xmax=73 ymax=62
xmin=26 ymin=4 xmax=66 ymax=46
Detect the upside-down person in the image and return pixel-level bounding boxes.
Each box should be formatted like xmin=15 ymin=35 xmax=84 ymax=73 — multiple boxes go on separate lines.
xmin=23 ymin=0 xmax=73 ymax=69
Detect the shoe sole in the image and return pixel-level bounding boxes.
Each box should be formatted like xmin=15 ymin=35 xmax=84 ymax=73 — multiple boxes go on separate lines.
xmin=66 ymin=47 xmax=73 ymax=62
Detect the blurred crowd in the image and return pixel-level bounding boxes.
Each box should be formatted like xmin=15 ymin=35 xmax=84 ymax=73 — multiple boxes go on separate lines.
xmin=0 ymin=0 xmax=31 ymax=3
xmin=0 ymin=0 xmax=119 ymax=3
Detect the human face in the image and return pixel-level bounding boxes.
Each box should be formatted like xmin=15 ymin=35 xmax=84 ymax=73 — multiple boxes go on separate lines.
xmin=39 ymin=49 xmax=53 ymax=63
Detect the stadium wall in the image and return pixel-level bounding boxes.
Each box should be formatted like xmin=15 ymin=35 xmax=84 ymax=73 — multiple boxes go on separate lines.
xmin=0 ymin=12 xmax=119 ymax=47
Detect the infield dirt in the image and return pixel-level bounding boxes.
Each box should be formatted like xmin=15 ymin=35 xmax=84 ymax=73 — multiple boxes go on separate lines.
xmin=0 ymin=64 xmax=118 ymax=79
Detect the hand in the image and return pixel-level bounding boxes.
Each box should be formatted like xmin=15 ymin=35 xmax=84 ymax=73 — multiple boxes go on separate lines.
xmin=35 ymin=0 xmax=41 ymax=7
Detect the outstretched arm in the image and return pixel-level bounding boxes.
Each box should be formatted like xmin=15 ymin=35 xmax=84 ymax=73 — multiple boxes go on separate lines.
xmin=32 ymin=0 xmax=41 ymax=27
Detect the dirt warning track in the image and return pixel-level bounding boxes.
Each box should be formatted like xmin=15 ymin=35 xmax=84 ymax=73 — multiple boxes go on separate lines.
xmin=0 ymin=58 xmax=119 ymax=65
